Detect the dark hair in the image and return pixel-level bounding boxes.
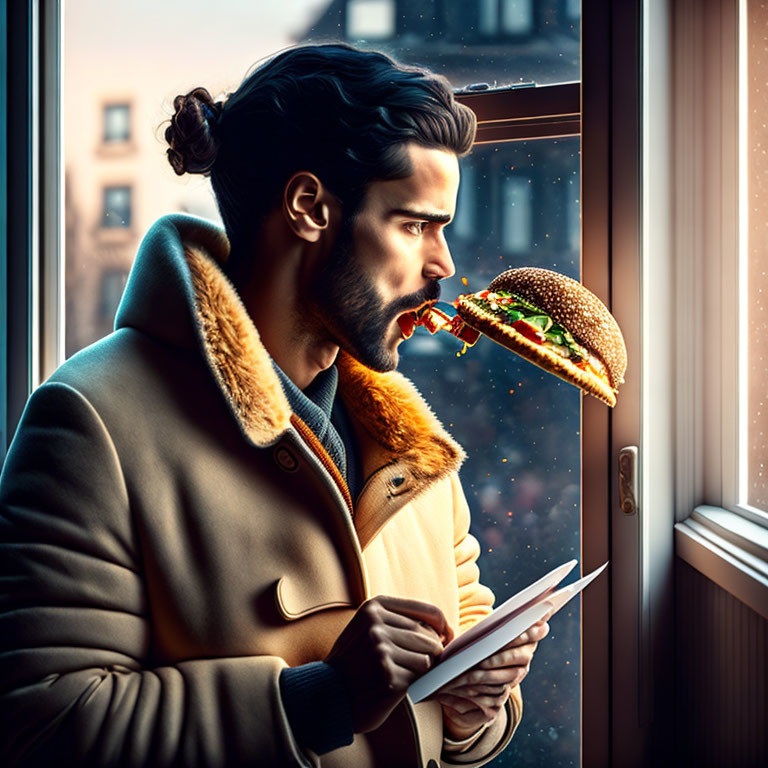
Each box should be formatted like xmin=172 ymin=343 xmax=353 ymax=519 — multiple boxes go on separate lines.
xmin=164 ymin=43 xmax=476 ymax=273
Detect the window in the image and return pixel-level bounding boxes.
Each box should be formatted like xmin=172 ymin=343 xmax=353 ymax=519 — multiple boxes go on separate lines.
xmin=61 ymin=4 xmax=585 ymax=764
xmin=99 ymin=268 xmax=127 ymax=321
xmin=500 ymin=175 xmax=532 ymax=253
xmin=452 ymin=162 xmax=476 ymax=241
xmin=744 ymin=0 xmax=767 ymax=519
xmin=103 ymin=103 xmax=130 ymax=143
xmin=345 ymin=0 xmax=395 ymax=40
xmin=479 ymin=0 xmax=535 ymax=38
xmin=501 ymin=0 xmax=534 ymax=35
xmin=672 ymin=0 xmax=768 ymax=623
xmin=565 ymin=0 xmax=581 ymax=22
xmin=478 ymin=0 xmax=497 ymax=35
xmin=101 ymin=185 xmax=131 ymax=228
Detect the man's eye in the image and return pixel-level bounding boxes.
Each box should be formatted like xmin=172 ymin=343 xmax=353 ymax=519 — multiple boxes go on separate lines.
xmin=406 ymin=221 xmax=426 ymax=235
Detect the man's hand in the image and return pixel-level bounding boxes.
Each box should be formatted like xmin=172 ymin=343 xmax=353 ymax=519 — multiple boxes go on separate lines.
xmin=325 ymin=595 xmax=453 ymax=734
xmin=433 ymin=615 xmax=551 ymax=741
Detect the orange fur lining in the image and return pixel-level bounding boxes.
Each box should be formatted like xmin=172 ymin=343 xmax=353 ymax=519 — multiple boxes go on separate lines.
xmin=185 ymin=246 xmax=292 ymax=445
xmin=336 ymin=351 xmax=465 ymax=481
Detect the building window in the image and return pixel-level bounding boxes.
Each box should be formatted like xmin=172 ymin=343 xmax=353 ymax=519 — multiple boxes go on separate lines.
xmin=452 ymin=162 xmax=476 ymax=240
xmin=478 ymin=0 xmax=497 ymax=35
xmin=346 ymin=0 xmax=396 ymax=40
xmin=479 ymin=0 xmax=534 ymax=37
xmin=101 ymin=186 xmax=131 ymax=228
xmin=99 ymin=269 xmax=128 ymax=322
xmin=564 ymin=0 xmax=581 ymax=22
xmin=501 ymin=0 xmax=534 ymax=35
xmin=501 ymin=175 xmax=533 ymax=253
xmin=103 ymin=104 xmax=130 ymax=143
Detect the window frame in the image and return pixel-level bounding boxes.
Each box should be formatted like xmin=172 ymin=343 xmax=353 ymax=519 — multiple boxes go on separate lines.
xmin=672 ymin=0 xmax=768 ymax=620
xmin=2 ymin=0 xmax=63 ymax=461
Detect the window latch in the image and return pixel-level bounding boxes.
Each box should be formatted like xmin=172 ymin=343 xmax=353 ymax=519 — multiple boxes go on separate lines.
xmin=619 ymin=446 xmax=638 ymax=515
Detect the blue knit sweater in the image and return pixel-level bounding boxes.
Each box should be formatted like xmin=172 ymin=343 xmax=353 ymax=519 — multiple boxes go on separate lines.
xmin=272 ymin=361 xmax=361 ymax=755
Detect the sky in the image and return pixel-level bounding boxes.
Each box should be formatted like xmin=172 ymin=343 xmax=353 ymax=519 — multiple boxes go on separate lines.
xmin=64 ymin=0 xmax=331 ymax=90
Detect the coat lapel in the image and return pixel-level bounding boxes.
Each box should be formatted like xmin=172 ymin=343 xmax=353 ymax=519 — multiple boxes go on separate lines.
xmin=335 ymin=352 xmax=466 ymax=548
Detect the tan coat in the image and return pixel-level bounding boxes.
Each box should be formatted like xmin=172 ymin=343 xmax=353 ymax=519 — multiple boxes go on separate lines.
xmin=0 ymin=214 xmax=522 ymax=767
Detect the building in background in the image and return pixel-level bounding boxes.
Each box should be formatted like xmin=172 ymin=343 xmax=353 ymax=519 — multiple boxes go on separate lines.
xmin=64 ymin=88 xmax=221 ymax=356
xmin=302 ymin=0 xmax=579 ymax=84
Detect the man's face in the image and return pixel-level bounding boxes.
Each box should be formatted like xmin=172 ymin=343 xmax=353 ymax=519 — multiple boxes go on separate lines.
xmin=310 ymin=143 xmax=460 ymax=372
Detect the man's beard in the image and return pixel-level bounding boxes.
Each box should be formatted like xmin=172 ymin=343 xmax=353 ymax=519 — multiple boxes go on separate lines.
xmin=309 ymin=216 xmax=441 ymax=372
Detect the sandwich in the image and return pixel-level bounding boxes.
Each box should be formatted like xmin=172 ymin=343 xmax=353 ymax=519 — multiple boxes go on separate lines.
xmin=452 ymin=267 xmax=627 ymax=407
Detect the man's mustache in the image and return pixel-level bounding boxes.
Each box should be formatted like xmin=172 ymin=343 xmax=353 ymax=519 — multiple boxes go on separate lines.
xmin=388 ymin=281 xmax=442 ymax=315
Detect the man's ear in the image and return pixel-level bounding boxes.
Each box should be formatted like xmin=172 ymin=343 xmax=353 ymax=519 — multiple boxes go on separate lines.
xmin=283 ymin=171 xmax=338 ymax=243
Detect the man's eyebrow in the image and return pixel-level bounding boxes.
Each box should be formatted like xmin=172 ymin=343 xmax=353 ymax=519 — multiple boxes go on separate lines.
xmin=388 ymin=208 xmax=452 ymax=224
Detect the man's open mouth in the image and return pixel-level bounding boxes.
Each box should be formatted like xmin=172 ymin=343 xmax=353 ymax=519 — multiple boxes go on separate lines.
xmin=397 ymin=301 xmax=438 ymax=340
xmin=396 ymin=301 xmax=483 ymax=346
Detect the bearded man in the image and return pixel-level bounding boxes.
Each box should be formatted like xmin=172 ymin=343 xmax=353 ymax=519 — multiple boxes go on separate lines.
xmin=0 ymin=43 xmax=549 ymax=767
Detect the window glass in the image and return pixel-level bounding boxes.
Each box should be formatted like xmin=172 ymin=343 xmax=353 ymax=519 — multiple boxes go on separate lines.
xmin=99 ymin=269 xmax=128 ymax=321
xmin=479 ymin=0 xmax=498 ymax=36
xmin=346 ymin=0 xmax=396 ymax=40
xmin=65 ymin=3 xmax=582 ymax=766
xmin=101 ymin=185 xmax=131 ymax=228
xmin=400 ymin=139 xmax=580 ymax=767
xmin=501 ymin=175 xmax=533 ymax=253
xmin=501 ymin=0 xmax=534 ymax=36
xmin=103 ymin=104 xmax=130 ymax=143
xmin=747 ymin=0 xmax=768 ymax=513
xmin=304 ymin=1 xmax=579 ymax=88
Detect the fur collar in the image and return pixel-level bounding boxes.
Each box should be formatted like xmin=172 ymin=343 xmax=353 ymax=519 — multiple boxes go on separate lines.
xmin=183 ymin=243 xmax=465 ymax=484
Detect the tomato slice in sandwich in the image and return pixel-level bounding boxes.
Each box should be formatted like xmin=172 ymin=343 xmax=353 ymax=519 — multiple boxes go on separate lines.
xmin=511 ymin=319 xmax=545 ymax=344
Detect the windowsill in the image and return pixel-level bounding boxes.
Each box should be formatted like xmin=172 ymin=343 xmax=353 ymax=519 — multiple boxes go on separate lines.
xmin=94 ymin=225 xmax=136 ymax=242
xmin=675 ymin=505 xmax=768 ymax=620
xmin=95 ymin=140 xmax=137 ymax=158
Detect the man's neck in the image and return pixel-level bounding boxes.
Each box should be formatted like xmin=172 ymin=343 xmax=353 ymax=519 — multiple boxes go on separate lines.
xmin=232 ymin=258 xmax=339 ymax=391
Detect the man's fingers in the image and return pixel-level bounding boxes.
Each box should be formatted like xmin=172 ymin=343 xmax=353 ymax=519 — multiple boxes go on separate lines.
xmin=456 ymin=665 xmax=528 ymax=687
xmin=374 ymin=595 xmax=454 ymax=644
xmin=436 ymin=693 xmax=480 ymax=715
xmin=498 ymin=621 xmax=550 ymax=650
xmin=443 ymin=682 xmax=508 ymax=697
xmin=381 ymin=610 xmax=445 ymax=648
xmin=479 ymin=642 xmax=538 ymax=670
xmin=390 ymin=645 xmax=437 ymax=676
xmin=437 ymin=691 xmax=506 ymax=719
xmin=379 ymin=624 xmax=444 ymax=657
xmin=438 ymin=665 xmax=525 ymax=694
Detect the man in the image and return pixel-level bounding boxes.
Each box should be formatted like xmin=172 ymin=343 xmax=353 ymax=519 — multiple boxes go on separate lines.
xmin=0 ymin=44 xmax=549 ymax=766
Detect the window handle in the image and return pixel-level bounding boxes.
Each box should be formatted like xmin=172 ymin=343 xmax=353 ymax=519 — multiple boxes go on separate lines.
xmin=619 ymin=446 xmax=638 ymax=515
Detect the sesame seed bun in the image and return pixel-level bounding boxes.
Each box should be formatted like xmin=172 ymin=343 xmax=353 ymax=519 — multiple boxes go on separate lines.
xmin=456 ymin=267 xmax=627 ymax=407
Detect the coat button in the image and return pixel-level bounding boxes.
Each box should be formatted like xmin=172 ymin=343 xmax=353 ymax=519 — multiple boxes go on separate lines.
xmin=274 ymin=446 xmax=298 ymax=472
xmin=427 ymin=760 xmax=439 ymax=768
xmin=387 ymin=474 xmax=409 ymax=497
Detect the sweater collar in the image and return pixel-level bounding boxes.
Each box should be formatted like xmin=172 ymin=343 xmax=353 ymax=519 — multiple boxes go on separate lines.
xmin=115 ymin=214 xmax=465 ymax=485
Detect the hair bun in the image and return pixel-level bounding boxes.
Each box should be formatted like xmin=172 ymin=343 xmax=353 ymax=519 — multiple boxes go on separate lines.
xmin=165 ymin=86 xmax=222 ymax=176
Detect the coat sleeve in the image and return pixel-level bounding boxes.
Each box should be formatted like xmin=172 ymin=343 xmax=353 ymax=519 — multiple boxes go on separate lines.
xmin=439 ymin=472 xmax=523 ymax=767
xmin=0 ymin=381 xmax=316 ymax=768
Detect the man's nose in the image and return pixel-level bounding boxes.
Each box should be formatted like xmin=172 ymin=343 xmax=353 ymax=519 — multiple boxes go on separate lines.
xmin=423 ymin=236 xmax=456 ymax=281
